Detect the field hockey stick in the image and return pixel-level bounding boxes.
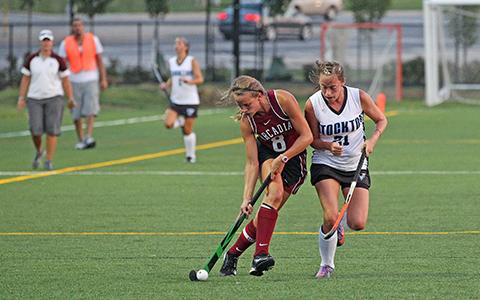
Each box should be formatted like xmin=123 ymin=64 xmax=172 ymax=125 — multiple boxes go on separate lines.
xmin=151 ymin=40 xmax=172 ymax=104
xmin=324 ymin=148 xmax=367 ymax=240
xmin=189 ymin=174 xmax=273 ymax=281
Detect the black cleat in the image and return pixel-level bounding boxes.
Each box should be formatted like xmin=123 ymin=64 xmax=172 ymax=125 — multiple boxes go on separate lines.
xmin=249 ymin=254 xmax=275 ymax=276
xmin=220 ymin=253 xmax=238 ymax=276
xmin=85 ymin=137 xmax=96 ymax=149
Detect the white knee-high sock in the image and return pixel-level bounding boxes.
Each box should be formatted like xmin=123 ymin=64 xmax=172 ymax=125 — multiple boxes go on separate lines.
xmin=184 ymin=132 xmax=196 ymax=158
xmin=318 ymin=225 xmax=337 ymax=268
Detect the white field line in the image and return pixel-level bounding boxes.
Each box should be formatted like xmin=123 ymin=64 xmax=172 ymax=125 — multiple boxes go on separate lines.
xmin=1 ymin=170 xmax=480 ymax=176
xmin=0 ymin=108 xmax=228 ymax=139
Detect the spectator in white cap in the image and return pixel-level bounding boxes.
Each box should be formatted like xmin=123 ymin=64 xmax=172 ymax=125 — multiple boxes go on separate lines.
xmin=17 ymin=29 xmax=76 ymax=170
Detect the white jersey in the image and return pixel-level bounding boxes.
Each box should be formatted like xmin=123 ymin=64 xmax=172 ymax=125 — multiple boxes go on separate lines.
xmin=310 ymin=86 xmax=367 ymax=171
xmin=168 ymin=55 xmax=200 ymax=105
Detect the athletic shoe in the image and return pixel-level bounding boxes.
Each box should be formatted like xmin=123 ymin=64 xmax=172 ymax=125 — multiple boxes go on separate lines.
xmin=32 ymin=151 xmax=44 ymax=169
xmin=315 ymin=265 xmax=334 ymax=279
xmin=75 ymin=141 xmax=87 ymax=150
xmin=249 ymin=254 xmax=275 ymax=276
xmin=44 ymin=160 xmax=53 ymax=171
xmin=84 ymin=137 xmax=96 ymax=149
xmin=337 ymin=224 xmax=345 ymax=247
xmin=186 ymin=156 xmax=196 ymax=163
xmin=219 ymin=253 xmax=238 ymax=276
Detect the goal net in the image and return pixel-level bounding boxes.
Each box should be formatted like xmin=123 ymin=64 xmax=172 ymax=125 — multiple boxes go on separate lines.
xmin=320 ymin=22 xmax=403 ymax=102
xmin=424 ymin=0 xmax=480 ymax=106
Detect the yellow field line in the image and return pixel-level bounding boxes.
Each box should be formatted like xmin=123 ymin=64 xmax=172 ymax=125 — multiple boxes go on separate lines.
xmin=0 ymin=230 xmax=478 ymax=237
xmin=0 ymin=137 xmax=243 ymax=185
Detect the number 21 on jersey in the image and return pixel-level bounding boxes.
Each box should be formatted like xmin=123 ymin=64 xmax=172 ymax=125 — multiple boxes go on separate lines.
xmin=333 ymin=135 xmax=350 ymax=146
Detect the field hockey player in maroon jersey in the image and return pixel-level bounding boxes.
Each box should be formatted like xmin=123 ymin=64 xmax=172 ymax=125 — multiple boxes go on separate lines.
xmin=218 ymin=75 xmax=313 ymax=277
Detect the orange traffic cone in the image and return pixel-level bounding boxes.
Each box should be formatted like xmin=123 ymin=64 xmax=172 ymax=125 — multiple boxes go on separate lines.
xmin=376 ymin=92 xmax=386 ymax=113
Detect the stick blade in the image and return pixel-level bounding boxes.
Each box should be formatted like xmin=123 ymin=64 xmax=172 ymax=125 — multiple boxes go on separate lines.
xmin=189 ymin=269 xmax=198 ymax=281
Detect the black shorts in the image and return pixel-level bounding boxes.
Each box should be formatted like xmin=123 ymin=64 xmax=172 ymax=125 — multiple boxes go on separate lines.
xmin=310 ymin=164 xmax=371 ymax=190
xmin=257 ymin=140 xmax=307 ymax=194
xmin=170 ymin=103 xmax=199 ymax=118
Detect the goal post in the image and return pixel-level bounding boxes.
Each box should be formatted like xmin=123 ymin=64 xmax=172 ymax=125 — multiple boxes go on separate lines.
xmin=423 ymin=0 xmax=480 ymax=106
xmin=320 ymin=22 xmax=403 ymax=102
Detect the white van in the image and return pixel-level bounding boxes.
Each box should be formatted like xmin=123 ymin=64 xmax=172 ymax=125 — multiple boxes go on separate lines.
xmin=288 ymin=0 xmax=343 ymax=20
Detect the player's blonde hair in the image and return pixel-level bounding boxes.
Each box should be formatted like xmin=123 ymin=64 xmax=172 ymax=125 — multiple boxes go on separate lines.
xmin=309 ymin=60 xmax=345 ymax=90
xmin=220 ymin=75 xmax=267 ymax=120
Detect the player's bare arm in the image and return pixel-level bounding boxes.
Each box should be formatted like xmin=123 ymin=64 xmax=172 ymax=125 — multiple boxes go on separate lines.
xmin=273 ymin=90 xmax=313 ymax=174
xmin=360 ymin=89 xmax=388 ymax=156
xmin=61 ymin=76 xmax=76 ymax=109
xmin=17 ymin=75 xmax=30 ymax=111
xmin=240 ymin=117 xmax=259 ymax=216
xmin=304 ymin=99 xmax=342 ymax=155
xmin=185 ymin=58 xmax=204 ymax=85
xmin=95 ymin=53 xmax=108 ymax=90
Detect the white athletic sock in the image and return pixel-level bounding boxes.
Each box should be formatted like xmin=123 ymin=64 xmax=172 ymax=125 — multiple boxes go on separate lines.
xmin=184 ymin=132 xmax=196 ymax=159
xmin=173 ymin=116 xmax=185 ymax=129
xmin=318 ymin=225 xmax=337 ymax=268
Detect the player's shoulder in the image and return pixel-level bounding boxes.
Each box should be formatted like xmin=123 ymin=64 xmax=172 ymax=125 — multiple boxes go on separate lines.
xmin=50 ymin=51 xmax=64 ymax=61
xmin=273 ymin=89 xmax=297 ymax=106
xmin=24 ymin=51 xmax=40 ymax=67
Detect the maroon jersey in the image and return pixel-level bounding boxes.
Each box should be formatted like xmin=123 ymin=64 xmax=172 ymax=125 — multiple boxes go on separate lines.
xmin=246 ymin=90 xmax=299 ymax=153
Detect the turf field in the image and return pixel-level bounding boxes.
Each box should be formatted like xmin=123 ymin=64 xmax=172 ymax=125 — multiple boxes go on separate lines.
xmin=0 ymin=87 xmax=479 ymax=299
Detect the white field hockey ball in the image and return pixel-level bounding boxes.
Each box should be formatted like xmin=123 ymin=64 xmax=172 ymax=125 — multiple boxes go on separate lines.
xmin=196 ymin=269 xmax=208 ymax=281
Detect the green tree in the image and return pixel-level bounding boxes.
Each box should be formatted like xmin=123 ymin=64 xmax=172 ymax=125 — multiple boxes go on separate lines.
xmin=346 ymin=0 xmax=392 ymax=79
xmin=77 ymin=0 xmax=112 ymax=31
xmin=447 ymin=6 xmax=479 ymax=81
xmin=145 ymin=0 xmax=169 ymax=59
xmin=264 ymin=0 xmax=291 ymax=16
xmin=347 ymin=0 xmax=391 ymax=23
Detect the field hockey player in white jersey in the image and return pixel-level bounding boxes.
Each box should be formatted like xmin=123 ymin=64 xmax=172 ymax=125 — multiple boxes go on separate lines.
xmin=160 ymin=37 xmax=204 ymax=163
xmin=304 ymin=60 xmax=388 ymax=279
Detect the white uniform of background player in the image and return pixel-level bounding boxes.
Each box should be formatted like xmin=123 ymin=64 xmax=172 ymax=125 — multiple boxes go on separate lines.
xmin=161 ymin=37 xmax=204 ymax=163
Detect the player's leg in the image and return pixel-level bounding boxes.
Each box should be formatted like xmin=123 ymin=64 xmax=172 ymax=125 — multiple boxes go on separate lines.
xmin=220 ymin=215 xmax=256 ymax=276
xmin=248 ymin=159 xmax=284 ymax=276
xmin=183 ymin=117 xmax=196 ymax=163
xmin=343 ymin=169 xmax=371 ymax=230
xmin=220 ymin=168 xmax=276 ymax=276
xmin=83 ymin=81 xmax=100 ymax=148
xmin=41 ymin=96 xmax=64 ymax=170
xmin=344 ymin=188 xmax=369 ymax=230
xmin=71 ymin=82 xmax=86 ymax=149
xmin=26 ymin=98 xmax=44 ymax=169
xmin=164 ymin=108 xmax=178 ymax=129
xmin=84 ymin=115 xmax=96 ymax=148
xmin=314 ymin=178 xmax=341 ymax=278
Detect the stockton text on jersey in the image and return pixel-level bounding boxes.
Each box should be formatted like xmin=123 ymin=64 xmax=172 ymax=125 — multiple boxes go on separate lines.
xmin=319 ymin=113 xmax=364 ymax=136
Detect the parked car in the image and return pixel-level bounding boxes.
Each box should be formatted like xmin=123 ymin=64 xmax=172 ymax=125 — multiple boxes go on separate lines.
xmin=288 ymin=0 xmax=343 ymax=20
xmin=216 ymin=0 xmax=313 ymax=41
